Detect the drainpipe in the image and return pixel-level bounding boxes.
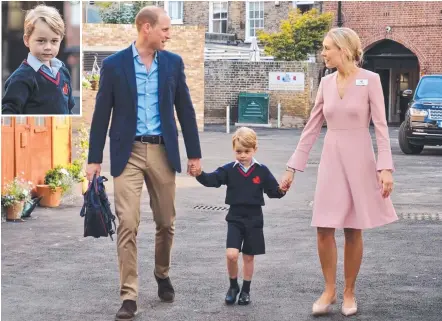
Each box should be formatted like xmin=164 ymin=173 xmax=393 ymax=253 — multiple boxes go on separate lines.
xmin=337 ymin=1 xmax=343 ymax=27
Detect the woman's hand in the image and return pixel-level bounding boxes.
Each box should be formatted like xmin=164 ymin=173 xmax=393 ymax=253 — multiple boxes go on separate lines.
xmin=379 ymin=169 xmax=394 ymax=198
xmin=281 ymin=169 xmax=295 ymax=191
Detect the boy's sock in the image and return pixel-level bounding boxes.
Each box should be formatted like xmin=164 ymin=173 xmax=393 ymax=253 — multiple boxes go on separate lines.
xmin=230 ymin=278 xmax=239 ymax=289
xmin=242 ymin=280 xmax=251 ymax=293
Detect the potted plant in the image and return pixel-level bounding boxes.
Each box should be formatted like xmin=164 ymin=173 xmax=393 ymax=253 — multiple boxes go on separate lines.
xmin=73 ymin=124 xmax=90 ymax=194
xmin=1 ymin=176 xmax=33 ymax=221
xmin=82 ymin=77 xmax=91 ymax=90
xmin=86 ymin=72 xmax=100 ymax=91
xmin=36 ymin=166 xmax=76 ymax=207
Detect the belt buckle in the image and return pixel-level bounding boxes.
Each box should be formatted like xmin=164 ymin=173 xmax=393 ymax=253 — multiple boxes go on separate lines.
xmin=140 ymin=136 xmax=148 ymax=144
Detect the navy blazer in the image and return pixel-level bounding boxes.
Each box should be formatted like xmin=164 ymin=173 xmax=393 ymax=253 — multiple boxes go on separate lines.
xmin=88 ymin=45 xmax=202 ymax=177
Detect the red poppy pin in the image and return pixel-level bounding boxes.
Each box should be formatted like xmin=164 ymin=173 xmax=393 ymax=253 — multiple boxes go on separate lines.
xmin=62 ymin=82 xmax=69 ymax=95
xmin=252 ymin=176 xmax=261 ymax=184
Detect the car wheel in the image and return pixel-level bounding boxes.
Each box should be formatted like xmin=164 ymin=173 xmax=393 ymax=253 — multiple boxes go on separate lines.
xmin=398 ymin=121 xmax=424 ymax=154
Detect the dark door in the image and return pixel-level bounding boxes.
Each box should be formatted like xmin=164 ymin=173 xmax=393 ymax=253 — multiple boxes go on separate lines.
xmin=376 ymin=69 xmax=390 ymax=121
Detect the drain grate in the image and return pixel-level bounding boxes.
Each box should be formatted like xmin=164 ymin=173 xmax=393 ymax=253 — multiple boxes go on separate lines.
xmin=194 ymin=205 xmax=229 ymax=211
xmin=398 ymin=212 xmax=442 ymax=221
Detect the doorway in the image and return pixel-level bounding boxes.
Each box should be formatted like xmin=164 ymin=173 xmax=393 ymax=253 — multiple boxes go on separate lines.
xmin=375 ymin=69 xmax=391 ymax=122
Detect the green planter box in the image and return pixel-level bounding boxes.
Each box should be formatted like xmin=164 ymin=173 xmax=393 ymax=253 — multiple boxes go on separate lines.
xmin=237 ymin=92 xmax=269 ymax=124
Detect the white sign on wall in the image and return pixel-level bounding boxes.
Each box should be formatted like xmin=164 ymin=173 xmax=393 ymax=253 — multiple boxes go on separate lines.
xmin=268 ymin=72 xmax=305 ymax=91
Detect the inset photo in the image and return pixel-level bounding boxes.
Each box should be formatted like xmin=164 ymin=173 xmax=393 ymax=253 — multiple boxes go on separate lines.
xmin=2 ymin=1 xmax=81 ymax=115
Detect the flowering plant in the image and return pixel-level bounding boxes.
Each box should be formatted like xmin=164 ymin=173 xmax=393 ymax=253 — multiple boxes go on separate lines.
xmin=1 ymin=176 xmax=33 ymax=208
xmin=44 ymin=166 xmax=77 ymax=194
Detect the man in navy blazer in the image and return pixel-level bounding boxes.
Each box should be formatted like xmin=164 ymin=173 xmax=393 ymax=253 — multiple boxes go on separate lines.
xmin=86 ymin=6 xmax=201 ymax=320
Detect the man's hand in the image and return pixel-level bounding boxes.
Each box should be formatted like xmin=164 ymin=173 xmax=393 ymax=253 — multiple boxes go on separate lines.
xmin=190 ymin=166 xmax=202 ymax=177
xmin=187 ymin=158 xmax=201 ymax=177
xmin=86 ymin=163 xmax=102 ymax=181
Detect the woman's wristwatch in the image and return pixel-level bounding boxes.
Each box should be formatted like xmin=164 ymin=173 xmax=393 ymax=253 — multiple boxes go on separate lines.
xmin=286 ymin=166 xmax=295 ymax=173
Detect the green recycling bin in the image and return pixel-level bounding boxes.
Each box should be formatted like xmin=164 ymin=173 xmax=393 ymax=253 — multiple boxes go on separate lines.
xmin=237 ymin=92 xmax=269 ymax=124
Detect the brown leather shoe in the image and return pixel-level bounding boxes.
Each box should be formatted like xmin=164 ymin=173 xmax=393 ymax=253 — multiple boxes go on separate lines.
xmin=154 ymin=273 xmax=175 ymax=302
xmin=115 ymin=300 xmax=137 ymax=321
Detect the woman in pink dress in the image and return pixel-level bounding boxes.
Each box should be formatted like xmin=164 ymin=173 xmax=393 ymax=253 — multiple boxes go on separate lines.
xmin=281 ymin=27 xmax=398 ymax=317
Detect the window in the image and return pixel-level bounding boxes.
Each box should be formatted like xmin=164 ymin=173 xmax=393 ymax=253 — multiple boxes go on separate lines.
xmin=15 ymin=117 xmax=27 ymax=125
xmin=209 ymin=1 xmax=228 ymax=34
xmin=293 ymin=1 xmax=315 ymax=14
xmin=84 ymin=2 xmax=103 ymax=23
xmin=246 ymin=1 xmax=264 ymax=41
xmin=56 ymin=117 xmax=68 ymax=125
xmin=400 ymin=73 xmax=410 ymax=91
xmin=70 ymin=0 xmax=81 ymax=25
xmin=1 ymin=117 xmax=11 ymax=126
xmin=164 ymin=1 xmax=184 ymax=24
xmin=34 ymin=117 xmax=45 ymax=127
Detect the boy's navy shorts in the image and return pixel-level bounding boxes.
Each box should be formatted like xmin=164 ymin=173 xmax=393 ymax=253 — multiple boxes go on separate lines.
xmin=226 ymin=205 xmax=265 ymax=255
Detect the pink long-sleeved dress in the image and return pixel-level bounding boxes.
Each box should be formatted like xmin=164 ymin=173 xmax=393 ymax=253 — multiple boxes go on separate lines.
xmin=287 ymin=68 xmax=398 ymax=229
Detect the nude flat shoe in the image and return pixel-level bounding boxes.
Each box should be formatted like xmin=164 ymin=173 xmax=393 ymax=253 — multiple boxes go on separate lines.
xmin=312 ymin=295 xmax=337 ymax=316
xmin=341 ymin=298 xmax=358 ymax=316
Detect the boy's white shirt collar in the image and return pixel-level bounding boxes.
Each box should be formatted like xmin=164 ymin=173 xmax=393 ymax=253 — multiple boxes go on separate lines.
xmin=27 ymin=53 xmax=63 ymax=73
xmin=233 ymin=158 xmax=260 ymax=168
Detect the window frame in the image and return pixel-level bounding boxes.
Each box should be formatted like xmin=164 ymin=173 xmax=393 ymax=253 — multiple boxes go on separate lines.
xmin=245 ymin=1 xmax=265 ymax=43
xmin=293 ymin=1 xmax=315 ymax=13
xmin=209 ymin=1 xmax=229 ymax=34
xmin=164 ymin=0 xmax=184 ymax=25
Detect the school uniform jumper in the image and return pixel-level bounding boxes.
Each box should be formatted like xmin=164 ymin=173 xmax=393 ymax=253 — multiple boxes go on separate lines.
xmin=196 ymin=160 xmax=285 ymax=255
xmin=2 ymin=53 xmax=75 ymax=115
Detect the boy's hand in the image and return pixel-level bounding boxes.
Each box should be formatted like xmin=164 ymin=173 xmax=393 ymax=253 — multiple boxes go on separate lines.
xmin=190 ymin=165 xmax=202 ymax=177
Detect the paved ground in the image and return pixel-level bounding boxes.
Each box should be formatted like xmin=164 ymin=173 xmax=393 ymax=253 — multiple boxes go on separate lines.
xmin=2 ymin=126 xmax=442 ymax=321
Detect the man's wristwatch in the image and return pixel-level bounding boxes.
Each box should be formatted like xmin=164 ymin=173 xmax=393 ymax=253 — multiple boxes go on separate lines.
xmin=286 ymin=166 xmax=295 ymax=173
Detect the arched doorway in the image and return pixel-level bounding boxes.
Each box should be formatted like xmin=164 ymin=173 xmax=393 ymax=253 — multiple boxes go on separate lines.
xmin=363 ymin=40 xmax=419 ymax=124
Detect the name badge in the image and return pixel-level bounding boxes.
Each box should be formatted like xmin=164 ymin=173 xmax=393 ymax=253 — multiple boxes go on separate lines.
xmin=355 ymin=79 xmax=368 ymax=86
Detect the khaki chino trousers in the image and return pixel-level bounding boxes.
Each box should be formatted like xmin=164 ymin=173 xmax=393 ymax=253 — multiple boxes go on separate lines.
xmin=113 ymin=141 xmax=176 ymax=301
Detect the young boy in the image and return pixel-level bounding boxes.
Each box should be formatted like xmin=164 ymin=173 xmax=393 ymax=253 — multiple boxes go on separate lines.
xmin=191 ymin=127 xmax=287 ymax=305
xmin=2 ymin=5 xmax=75 ymax=115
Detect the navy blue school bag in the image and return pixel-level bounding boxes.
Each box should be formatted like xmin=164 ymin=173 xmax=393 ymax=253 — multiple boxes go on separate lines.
xmin=80 ymin=175 xmax=116 ymax=240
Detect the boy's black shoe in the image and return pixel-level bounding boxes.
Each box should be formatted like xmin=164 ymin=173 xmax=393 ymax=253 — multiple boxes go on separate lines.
xmin=115 ymin=300 xmax=137 ymax=320
xmin=238 ymin=292 xmax=251 ymax=305
xmin=225 ymin=286 xmax=240 ymax=305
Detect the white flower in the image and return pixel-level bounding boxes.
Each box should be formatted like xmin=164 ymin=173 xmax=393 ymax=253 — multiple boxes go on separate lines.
xmin=60 ymin=168 xmax=70 ymax=176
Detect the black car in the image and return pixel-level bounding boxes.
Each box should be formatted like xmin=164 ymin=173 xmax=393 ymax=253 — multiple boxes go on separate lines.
xmin=398 ymin=74 xmax=442 ymax=154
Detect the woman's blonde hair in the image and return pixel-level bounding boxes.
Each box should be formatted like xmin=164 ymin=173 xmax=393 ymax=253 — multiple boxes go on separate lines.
xmin=24 ymin=5 xmax=65 ymax=38
xmin=232 ymin=127 xmax=257 ymax=149
xmin=327 ymin=27 xmax=363 ymax=65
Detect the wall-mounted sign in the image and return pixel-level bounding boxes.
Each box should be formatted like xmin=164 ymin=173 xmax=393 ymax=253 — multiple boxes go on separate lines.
xmin=269 ymin=72 xmax=305 ymax=91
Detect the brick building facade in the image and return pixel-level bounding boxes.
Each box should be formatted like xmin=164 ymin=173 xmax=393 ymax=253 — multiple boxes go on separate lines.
xmin=323 ymin=1 xmax=442 ymax=124
xmin=81 ymin=23 xmax=205 ymax=131
xmin=184 ymin=1 xmax=321 ymax=42
xmin=84 ymin=1 xmax=320 ymax=43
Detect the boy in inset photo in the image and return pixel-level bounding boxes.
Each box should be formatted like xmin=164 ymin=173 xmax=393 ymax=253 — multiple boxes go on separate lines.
xmin=2 ymin=4 xmax=75 ymax=115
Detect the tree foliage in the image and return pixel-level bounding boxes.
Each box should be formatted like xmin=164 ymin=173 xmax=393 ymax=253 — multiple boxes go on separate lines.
xmin=257 ymin=8 xmax=333 ymax=61
xmin=99 ymin=1 xmax=152 ymax=24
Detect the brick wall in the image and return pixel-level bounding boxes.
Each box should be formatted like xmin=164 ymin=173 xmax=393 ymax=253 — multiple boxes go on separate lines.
xmin=183 ymin=1 xmax=209 ymax=30
xmin=228 ymin=1 xmax=293 ymax=41
xmin=204 ymin=61 xmax=322 ymax=128
xmin=323 ymin=1 xmax=442 ymax=74
xmin=78 ymin=23 xmax=205 ymax=132
xmin=183 ymin=1 xmax=319 ymax=42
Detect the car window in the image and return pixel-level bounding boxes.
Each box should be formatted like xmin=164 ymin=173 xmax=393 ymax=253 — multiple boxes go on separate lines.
xmin=415 ymin=77 xmax=442 ymax=99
